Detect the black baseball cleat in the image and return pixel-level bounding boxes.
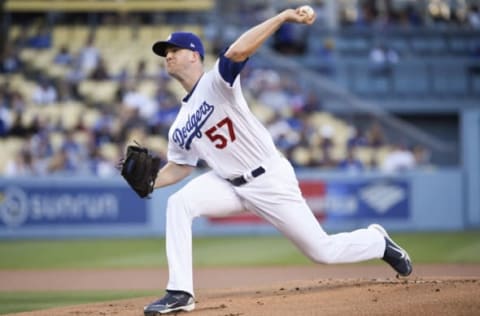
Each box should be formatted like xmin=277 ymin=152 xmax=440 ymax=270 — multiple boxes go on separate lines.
xmin=144 ymin=290 xmax=195 ymax=315
xmin=369 ymin=224 xmax=413 ymax=277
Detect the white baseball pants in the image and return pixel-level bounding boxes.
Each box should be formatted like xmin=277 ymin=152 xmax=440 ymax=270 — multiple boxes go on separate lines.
xmin=165 ymin=156 xmax=386 ymax=296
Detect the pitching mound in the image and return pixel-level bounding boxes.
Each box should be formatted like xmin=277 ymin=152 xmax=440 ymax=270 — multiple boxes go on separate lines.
xmin=9 ymin=277 xmax=479 ymax=316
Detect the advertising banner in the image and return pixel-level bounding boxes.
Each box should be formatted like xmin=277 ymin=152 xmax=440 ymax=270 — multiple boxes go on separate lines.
xmin=207 ymin=179 xmax=409 ymax=224
xmin=0 ymin=185 xmax=147 ymax=229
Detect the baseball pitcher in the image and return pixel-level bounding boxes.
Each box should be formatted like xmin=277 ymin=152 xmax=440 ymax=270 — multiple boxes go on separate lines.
xmin=125 ymin=5 xmax=413 ymax=315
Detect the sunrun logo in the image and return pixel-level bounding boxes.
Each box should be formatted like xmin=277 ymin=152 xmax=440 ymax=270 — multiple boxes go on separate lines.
xmin=359 ymin=183 xmax=406 ymax=214
xmin=0 ymin=187 xmax=29 ymax=227
xmin=0 ymin=187 xmax=120 ymax=228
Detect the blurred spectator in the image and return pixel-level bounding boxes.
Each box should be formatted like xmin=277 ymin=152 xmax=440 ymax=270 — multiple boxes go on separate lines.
xmin=366 ymin=121 xmax=386 ymax=148
xmin=8 ymin=112 xmax=31 ymax=137
xmin=11 ymin=26 xmax=29 ymax=51
xmin=27 ymin=25 xmax=52 ymax=49
xmin=294 ymin=112 xmax=318 ymax=147
xmin=66 ymin=56 xmax=87 ymax=98
xmin=368 ymin=152 xmax=379 ymax=170
xmin=152 ymin=62 xmax=171 ymax=82
xmin=319 ymin=146 xmax=337 ymax=168
xmin=153 ymin=83 xmax=176 ymax=106
xmin=93 ymin=109 xmax=118 ymax=146
xmin=89 ymin=56 xmax=111 ymax=80
xmin=404 ymin=4 xmax=423 ymax=27
xmin=150 ymin=95 xmax=180 ymax=136
xmin=89 ymin=148 xmax=117 ymax=177
xmin=115 ymin=78 xmax=130 ymax=102
xmin=412 ymin=144 xmax=432 ymax=168
xmin=32 ymin=78 xmax=58 ymax=105
xmin=355 ymin=3 xmax=378 ymax=28
xmin=347 ymin=125 xmax=369 ymax=148
xmin=115 ymin=67 xmax=130 ymax=82
xmin=468 ymin=5 xmax=480 ymax=29
xmin=0 ymin=119 xmax=7 ymax=137
xmin=267 ymin=112 xmax=300 ymax=153
xmin=134 ymin=59 xmax=149 ymax=81
xmin=60 ymin=130 xmax=89 ymax=172
xmin=0 ymin=85 xmax=14 ymax=136
xmin=272 ymin=7 xmax=308 ymax=55
xmin=122 ymin=83 xmax=157 ymax=120
xmin=4 ymin=147 xmax=36 ymax=177
xmin=369 ymin=44 xmax=399 ymax=76
xmin=0 ymin=99 xmax=13 ymax=136
xmin=257 ymin=73 xmax=290 ymax=113
xmin=338 ymin=146 xmax=364 ymax=173
xmin=56 ymin=78 xmax=76 ymax=102
xmin=47 ymin=147 xmax=76 ymax=174
xmin=10 ymin=90 xmax=26 ymax=112
xmin=302 ymin=92 xmax=323 ymax=113
xmin=0 ymin=43 xmax=23 ymax=74
xmin=316 ymin=38 xmax=336 ymax=76
xmin=319 ymin=124 xmax=335 ymax=152
xmin=72 ymin=115 xmax=89 ymax=132
xmin=381 ymin=143 xmax=416 ymax=173
xmin=316 ymin=124 xmax=337 ymax=168
xmin=29 ymin=131 xmax=54 ymax=175
xmin=286 ymin=91 xmax=306 ymax=117
xmin=53 ymin=45 xmax=73 ymax=66
xmin=78 ymin=34 xmax=100 ymax=73
xmin=26 ymin=114 xmax=43 ymax=136
xmin=119 ymin=107 xmax=147 ymax=142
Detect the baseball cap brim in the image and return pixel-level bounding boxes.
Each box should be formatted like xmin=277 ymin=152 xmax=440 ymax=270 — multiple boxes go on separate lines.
xmin=152 ymin=41 xmax=177 ymax=57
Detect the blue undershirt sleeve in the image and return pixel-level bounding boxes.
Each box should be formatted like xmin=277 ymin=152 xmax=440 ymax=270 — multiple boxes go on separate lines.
xmin=218 ymin=49 xmax=248 ymax=86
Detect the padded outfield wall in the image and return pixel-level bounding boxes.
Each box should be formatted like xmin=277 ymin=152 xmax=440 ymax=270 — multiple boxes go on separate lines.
xmin=0 ymin=168 xmax=469 ymax=239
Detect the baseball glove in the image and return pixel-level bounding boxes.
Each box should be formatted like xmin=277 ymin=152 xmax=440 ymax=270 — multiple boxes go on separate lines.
xmin=120 ymin=144 xmax=161 ymax=198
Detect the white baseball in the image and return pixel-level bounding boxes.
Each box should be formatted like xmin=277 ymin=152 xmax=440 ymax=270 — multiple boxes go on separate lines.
xmin=299 ymin=5 xmax=314 ymax=18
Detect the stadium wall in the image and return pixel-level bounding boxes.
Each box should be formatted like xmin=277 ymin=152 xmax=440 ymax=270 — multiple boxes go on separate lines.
xmin=0 ymin=168 xmax=470 ymax=239
xmin=462 ymin=109 xmax=480 ymax=228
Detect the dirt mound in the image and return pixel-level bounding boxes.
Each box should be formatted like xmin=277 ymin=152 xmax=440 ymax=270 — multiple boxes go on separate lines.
xmin=10 ymin=277 xmax=480 ymax=316
xmin=4 ymin=265 xmax=480 ymax=316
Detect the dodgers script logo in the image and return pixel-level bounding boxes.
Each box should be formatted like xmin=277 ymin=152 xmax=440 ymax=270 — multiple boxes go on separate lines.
xmin=173 ymin=101 xmax=214 ymax=150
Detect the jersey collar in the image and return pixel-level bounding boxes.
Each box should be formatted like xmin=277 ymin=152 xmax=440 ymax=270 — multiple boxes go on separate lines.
xmin=182 ymin=73 xmax=204 ymax=103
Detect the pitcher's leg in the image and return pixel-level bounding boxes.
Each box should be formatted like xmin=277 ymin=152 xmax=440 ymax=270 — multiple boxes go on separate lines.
xmin=236 ymin=158 xmax=385 ymax=264
xmin=165 ymin=171 xmax=245 ymax=296
xmin=247 ymin=196 xmax=386 ymax=264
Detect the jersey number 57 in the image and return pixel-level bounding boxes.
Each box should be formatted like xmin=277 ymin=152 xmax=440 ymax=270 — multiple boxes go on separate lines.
xmin=205 ymin=117 xmax=236 ymax=149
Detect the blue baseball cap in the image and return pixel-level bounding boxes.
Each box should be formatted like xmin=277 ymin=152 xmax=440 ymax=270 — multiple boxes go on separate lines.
xmin=152 ymin=32 xmax=204 ymax=60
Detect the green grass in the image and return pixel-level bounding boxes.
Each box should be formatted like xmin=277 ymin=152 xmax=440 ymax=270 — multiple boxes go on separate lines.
xmin=0 ymin=238 xmax=168 ymax=269
xmin=0 ymin=231 xmax=479 ymax=270
xmin=0 ymin=290 xmax=157 ymax=315
xmin=392 ymin=231 xmax=480 ymax=263
xmin=0 ymin=232 xmax=479 ymax=315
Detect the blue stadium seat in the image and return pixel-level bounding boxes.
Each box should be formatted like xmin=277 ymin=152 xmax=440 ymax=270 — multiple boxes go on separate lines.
xmin=448 ymin=37 xmax=472 ymax=55
xmin=336 ymin=36 xmax=370 ymax=56
xmin=471 ymin=74 xmax=480 ymax=94
xmin=431 ymin=64 xmax=468 ymax=95
xmin=392 ymin=63 xmax=429 ymax=95
xmin=389 ymin=38 xmax=409 ymax=55
xmin=410 ymin=37 xmax=447 ymax=55
xmin=353 ymin=71 xmax=390 ymax=96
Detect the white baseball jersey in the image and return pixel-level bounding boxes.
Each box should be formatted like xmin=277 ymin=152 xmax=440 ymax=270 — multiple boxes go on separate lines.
xmin=167 ymin=55 xmax=278 ymax=178
xmin=163 ymin=53 xmax=386 ymax=297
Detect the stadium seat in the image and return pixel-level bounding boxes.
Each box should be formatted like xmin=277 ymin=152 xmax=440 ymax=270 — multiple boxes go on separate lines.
xmin=431 ymin=64 xmax=468 ymax=95
xmin=392 ymin=63 xmax=429 ymax=96
xmin=146 ymin=135 xmax=168 ymax=155
xmin=99 ymin=142 xmax=120 ymax=162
